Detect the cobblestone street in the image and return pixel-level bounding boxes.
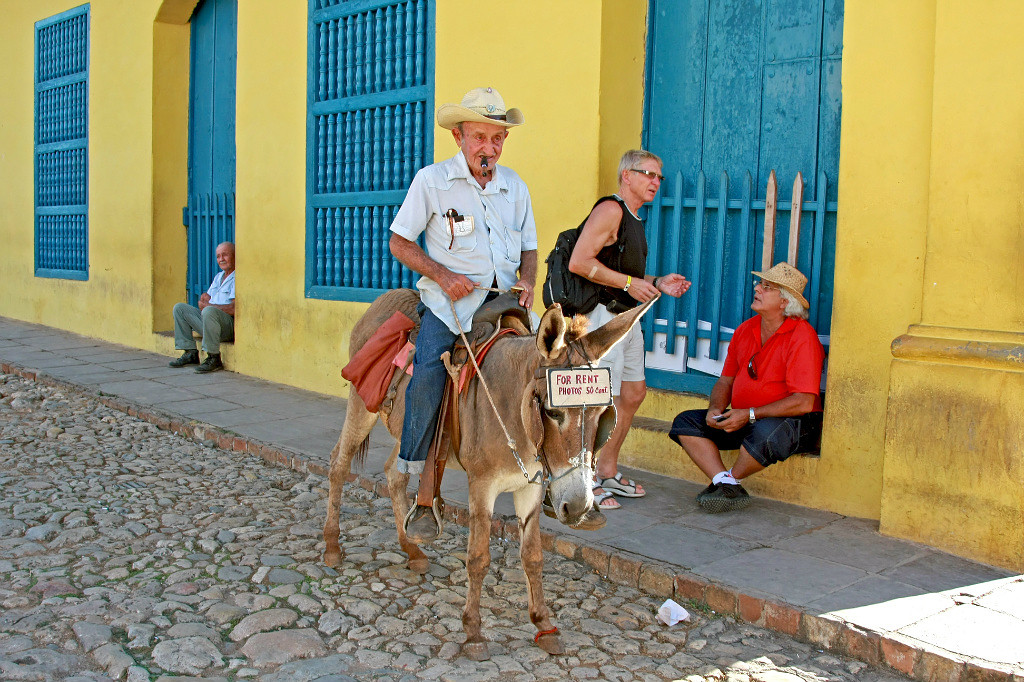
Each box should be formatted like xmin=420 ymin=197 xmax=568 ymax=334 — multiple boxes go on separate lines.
xmin=0 ymin=373 xmax=910 ymax=682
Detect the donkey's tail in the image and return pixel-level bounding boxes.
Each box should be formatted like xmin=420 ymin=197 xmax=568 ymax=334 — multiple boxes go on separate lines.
xmin=352 ymin=434 xmax=370 ymax=472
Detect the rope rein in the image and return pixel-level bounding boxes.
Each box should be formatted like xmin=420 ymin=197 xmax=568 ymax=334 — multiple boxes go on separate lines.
xmin=449 ymin=296 xmax=543 ymax=483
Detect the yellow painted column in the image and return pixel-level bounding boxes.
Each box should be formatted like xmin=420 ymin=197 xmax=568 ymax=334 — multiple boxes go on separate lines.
xmin=879 ymin=1 xmax=1024 ymax=570
xmin=884 ymin=328 xmax=1024 ymax=570
xmin=795 ymin=1 xmax=937 ymax=518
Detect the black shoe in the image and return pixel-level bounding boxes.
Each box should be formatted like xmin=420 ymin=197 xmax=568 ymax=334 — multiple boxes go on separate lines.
xmin=696 ymin=483 xmax=719 ymax=502
xmin=698 ymin=483 xmax=751 ymax=513
xmin=404 ymin=504 xmax=440 ymax=545
xmin=169 ymin=350 xmax=200 ymax=368
xmin=194 ymin=354 xmax=223 ymax=373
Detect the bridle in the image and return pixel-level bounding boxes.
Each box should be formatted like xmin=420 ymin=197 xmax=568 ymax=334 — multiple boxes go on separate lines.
xmin=530 ymin=337 xmax=603 ymax=486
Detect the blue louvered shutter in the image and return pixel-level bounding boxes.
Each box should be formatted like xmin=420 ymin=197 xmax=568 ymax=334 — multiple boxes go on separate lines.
xmin=34 ymin=5 xmax=90 ymax=280
xmin=306 ymin=0 xmax=434 ymax=302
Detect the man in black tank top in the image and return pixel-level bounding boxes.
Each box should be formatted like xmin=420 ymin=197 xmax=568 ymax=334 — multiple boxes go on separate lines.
xmin=567 ymin=150 xmax=691 ymax=520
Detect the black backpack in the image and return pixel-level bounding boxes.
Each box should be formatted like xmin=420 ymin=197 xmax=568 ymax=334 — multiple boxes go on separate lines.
xmin=541 ymin=197 xmax=628 ymax=316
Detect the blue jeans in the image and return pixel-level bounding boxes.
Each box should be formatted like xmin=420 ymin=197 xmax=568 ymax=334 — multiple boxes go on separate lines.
xmin=397 ymin=305 xmax=457 ymax=474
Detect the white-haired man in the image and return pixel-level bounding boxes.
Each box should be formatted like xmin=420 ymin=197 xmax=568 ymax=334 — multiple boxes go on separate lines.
xmin=388 ymin=87 xmax=536 ymax=543
xmin=669 ymin=262 xmax=825 ymax=512
xmin=168 ymin=241 xmax=236 ymax=374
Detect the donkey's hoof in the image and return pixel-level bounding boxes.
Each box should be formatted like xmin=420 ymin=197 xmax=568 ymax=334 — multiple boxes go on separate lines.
xmin=462 ymin=641 xmax=490 ymax=661
xmin=322 ymin=550 xmax=342 ymax=568
xmin=535 ymin=632 xmax=563 ymax=655
xmin=408 ymin=558 xmax=429 ymax=575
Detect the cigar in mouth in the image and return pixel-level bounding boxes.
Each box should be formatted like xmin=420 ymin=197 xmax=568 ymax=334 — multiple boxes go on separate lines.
xmin=480 ymin=157 xmax=491 ymax=177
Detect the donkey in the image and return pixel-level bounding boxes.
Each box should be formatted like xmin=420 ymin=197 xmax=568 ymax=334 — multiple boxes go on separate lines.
xmin=322 ymin=288 xmax=654 ymax=660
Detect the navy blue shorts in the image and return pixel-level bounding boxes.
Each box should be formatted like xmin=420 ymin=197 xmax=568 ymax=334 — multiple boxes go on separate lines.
xmin=668 ymin=409 xmax=823 ymax=467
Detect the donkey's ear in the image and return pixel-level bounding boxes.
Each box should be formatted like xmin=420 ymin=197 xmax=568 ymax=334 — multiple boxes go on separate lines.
xmin=536 ymin=304 xmax=568 ymax=360
xmin=578 ymin=296 xmax=658 ymax=362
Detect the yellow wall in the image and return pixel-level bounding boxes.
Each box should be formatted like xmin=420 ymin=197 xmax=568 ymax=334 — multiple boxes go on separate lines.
xmin=231 ymin=0 xmax=357 ymax=393
xmin=597 ymin=0 xmax=648 ymax=196
xmin=922 ymin=2 xmax=1024 ymax=330
xmin=151 ymin=5 xmax=194 ymax=329
xmin=0 ymin=1 xmax=163 ymax=347
xmin=875 ymin=2 xmax=1024 ymax=570
xmin=433 ymin=4 xmax=603 ymax=262
xmin=884 ymin=328 xmax=1024 ymax=570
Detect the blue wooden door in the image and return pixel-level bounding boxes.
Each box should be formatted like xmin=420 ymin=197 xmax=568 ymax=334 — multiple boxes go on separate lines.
xmin=642 ymin=0 xmax=842 ymax=394
xmin=183 ymin=0 xmax=237 ymax=305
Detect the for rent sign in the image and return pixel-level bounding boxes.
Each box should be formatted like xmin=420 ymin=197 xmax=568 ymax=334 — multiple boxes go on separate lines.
xmin=545 ymin=367 xmax=613 ymax=408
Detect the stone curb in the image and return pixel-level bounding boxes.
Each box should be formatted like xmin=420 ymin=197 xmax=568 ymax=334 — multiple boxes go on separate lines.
xmin=2 ymin=360 xmax=1016 ymax=682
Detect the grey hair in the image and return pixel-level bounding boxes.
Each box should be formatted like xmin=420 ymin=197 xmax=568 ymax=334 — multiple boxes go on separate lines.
xmin=779 ymin=288 xmax=809 ymax=320
xmin=617 ymin=149 xmax=663 ymax=184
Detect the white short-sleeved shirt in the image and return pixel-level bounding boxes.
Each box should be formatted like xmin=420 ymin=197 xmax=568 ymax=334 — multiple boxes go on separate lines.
xmin=390 ymin=152 xmax=538 ymax=333
xmin=207 ymin=270 xmax=235 ymax=305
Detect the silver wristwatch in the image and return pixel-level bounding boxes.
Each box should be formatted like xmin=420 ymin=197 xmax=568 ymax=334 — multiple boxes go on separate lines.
xmin=749 ymin=407 xmax=756 ymax=424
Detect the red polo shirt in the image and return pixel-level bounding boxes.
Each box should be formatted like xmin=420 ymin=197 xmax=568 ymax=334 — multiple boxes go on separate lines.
xmin=722 ymin=316 xmax=825 ymax=410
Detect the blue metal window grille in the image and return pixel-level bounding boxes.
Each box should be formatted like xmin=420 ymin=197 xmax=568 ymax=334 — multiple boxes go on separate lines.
xmin=34 ymin=5 xmax=90 ymax=280
xmin=306 ymin=0 xmax=434 ymax=302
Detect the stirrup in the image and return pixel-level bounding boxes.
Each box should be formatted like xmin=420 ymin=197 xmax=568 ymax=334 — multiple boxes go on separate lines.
xmin=403 ymin=496 xmax=445 ymax=539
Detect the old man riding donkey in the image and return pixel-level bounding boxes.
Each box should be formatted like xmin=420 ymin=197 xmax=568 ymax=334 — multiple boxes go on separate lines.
xmin=322 ymin=86 xmax=656 ymax=660
xmin=323 ymin=287 xmax=654 ymax=660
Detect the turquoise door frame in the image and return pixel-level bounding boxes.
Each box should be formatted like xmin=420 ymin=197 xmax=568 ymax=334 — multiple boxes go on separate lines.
xmin=183 ymin=0 xmax=237 ymax=306
xmin=641 ymin=0 xmax=842 ymax=394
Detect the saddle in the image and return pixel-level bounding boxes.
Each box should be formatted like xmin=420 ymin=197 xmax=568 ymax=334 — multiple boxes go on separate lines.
xmin=346 ymin=290 xmax=531 ymax=534
xmin=429 ymin=293 xmax=531 ymax=480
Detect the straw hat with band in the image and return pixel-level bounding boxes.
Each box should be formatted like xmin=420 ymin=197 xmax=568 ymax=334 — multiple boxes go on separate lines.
xmin=436 ymin=87 xmax=524 ymax=130
xmin=752 ymin=262 xmax=810 ymax=309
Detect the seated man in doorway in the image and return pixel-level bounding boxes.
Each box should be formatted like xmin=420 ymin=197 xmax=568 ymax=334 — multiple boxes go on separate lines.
xmin=668 ymin=262 xmax=825 ymax=512
xmin=168 ymin=241 xmax=236 ymax=374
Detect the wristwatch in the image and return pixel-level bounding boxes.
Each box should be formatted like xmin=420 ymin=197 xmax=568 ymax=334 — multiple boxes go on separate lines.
xmin=749 ymin=407 xmax=757 ymax=424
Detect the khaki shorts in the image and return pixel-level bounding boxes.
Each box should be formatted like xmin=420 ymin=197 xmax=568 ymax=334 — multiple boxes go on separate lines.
xmin=585 ymin=304 xmax=646 ymax=395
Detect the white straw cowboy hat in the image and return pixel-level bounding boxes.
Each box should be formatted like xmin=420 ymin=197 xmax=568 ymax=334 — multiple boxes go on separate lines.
xmin=752 ymin=262 xmax=810 ymax=309
xmin=436 ymin=87 xmax=524 ymax=130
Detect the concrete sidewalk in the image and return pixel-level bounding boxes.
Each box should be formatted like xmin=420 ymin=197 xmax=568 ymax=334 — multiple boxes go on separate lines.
xmin=1 ymin=315 xmax=1021 ymax=682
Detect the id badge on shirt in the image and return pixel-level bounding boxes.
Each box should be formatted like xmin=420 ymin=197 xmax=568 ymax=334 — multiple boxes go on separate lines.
xmin=452 ymin=214 xmax=475 ymax=237
xmin=445 ymin=208 xmax=475 ymax=250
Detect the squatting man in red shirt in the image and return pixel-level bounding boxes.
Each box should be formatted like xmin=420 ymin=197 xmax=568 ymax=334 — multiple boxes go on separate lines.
xmin=668 ymin=262 xmax=825 ymax=512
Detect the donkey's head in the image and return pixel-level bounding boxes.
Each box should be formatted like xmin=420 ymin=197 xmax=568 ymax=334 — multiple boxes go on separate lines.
xmin=520 ymin=298 xmax=656 ymax=527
